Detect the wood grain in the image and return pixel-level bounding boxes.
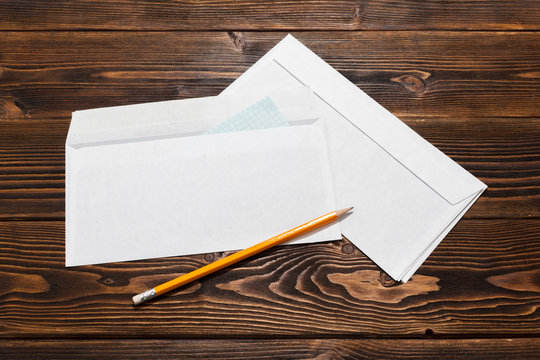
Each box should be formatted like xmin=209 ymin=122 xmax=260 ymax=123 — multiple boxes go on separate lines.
xmin=0 ymin=220 xmax=538 ymax=338
xmin=0 ymin=1 xmax=538 ymax=31
xmin=1 ymin=338 xmax=539 ymax=359
xmin=1 ymin=32 xmax=538 ymax=120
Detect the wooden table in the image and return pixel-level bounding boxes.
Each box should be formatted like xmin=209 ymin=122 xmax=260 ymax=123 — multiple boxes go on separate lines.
xmin=1 ymin=1 xmax=539 ymax=358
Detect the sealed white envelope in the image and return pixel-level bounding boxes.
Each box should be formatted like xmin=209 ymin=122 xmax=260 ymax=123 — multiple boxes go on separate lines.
xmin=222 ymin=35 xmax=487 ymax=281
xmin=65 ymin=94 xmax=340 ymax=266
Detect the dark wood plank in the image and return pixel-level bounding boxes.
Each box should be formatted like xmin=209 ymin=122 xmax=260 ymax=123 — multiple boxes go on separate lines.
xmin=0 ymin=220 xmax=538 ymax=338
xmin=0 ymin=1 xmax=538 ymax=31
xmin=1 ymin=338 xmax=539 ymax=359
xmin=0 ymin=118 xmax=66 ymax=220
xmin=407 ymin=117 xmax=540 ymax=219
xmin=1 ymin=32 xmax=538 ymax=120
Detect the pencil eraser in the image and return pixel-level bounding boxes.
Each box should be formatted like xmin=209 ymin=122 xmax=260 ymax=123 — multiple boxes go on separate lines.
xmin=132 ymin=294 xmax=143 ymax=305
xmin=132 ymin=288 xmax=156 ymax=305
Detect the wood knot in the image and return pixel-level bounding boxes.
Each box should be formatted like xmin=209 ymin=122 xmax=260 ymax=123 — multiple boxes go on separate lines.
xmin=342 ymin=243 xmax=354 ymax=254
xmin=228 ymin=32 xmax=246 ymax=54
xmin=204 ymin=253 xmax=215 ymax=262
xmin=0 ymin=99 xmax=25 ymax=119
xmin=379 ymin=271 xmax=400 ymax=287
xmin=98 ymin=278 xmax=115 ymax=286
xmin=352 ymin=5 xmax=364 ymax=25
xmin=391 ymin=71 xmax=431 ymax=93
xmin=176 ymin=85 xmax=185 ymax=96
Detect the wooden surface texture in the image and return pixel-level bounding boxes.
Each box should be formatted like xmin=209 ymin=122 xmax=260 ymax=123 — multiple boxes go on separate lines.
xmin=1 ymin=339 xmax=539 ymax=360
xmin=0 ymin=1 xmax=539 ymax=359
xmin=0 ymin=1 xmax=539 ymax=30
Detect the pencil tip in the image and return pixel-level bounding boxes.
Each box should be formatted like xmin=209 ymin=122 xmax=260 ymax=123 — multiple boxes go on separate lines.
xmin=335 ymin=207 xmax=353 ymax=217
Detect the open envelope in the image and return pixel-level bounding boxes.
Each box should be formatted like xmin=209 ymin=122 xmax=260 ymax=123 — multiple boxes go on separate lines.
xmin=65 ymin=91 xmax=341 ymax=266
xmin=221 ymin=35 xmax=487 ymax=281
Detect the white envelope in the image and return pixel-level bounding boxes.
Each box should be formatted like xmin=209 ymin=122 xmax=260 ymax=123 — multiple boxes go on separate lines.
xmin=221 ymin=35 xmax=487 ymax=281
xmin=65 ymin=93 xmax=341 ymax=266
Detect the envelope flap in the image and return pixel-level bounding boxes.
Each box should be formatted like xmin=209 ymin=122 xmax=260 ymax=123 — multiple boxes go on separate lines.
xmin=67 ymin=86 xmax=321 ymax=148
xmin=272 ymin=35 xmax=486 ymax=205
xmin=66 ymin=96 xmax=232 ymax=147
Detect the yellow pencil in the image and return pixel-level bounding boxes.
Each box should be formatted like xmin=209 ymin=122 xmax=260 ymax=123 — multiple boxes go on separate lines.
xmin=132 ymin=207 xmax=353 ymax=305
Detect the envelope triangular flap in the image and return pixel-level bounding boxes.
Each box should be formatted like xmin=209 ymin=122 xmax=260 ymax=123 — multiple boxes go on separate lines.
xmin=271 ymin=35 xmax=485 ymax=205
